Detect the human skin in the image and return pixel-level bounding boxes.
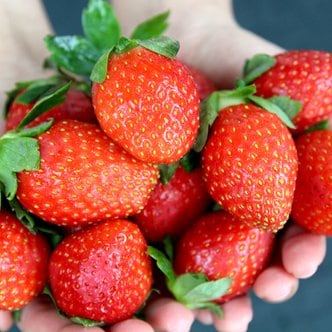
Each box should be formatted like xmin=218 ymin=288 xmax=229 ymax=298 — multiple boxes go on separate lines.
xmin=0 ymin=0 xmax=327 ymax=331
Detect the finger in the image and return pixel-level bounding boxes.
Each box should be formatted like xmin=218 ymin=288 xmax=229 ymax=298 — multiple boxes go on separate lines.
xmin=0 ymin=310 xmax=13 ymax=332
xmin=193 ymin=309 xmax=214 ymax=325
xmin=106 ymin=318 xmax=154 ymax=332
xmin=253 ymin=265 xmax=299 ymax=303
xmin=17 ymin=295 xmax=103 ymax=332
xmin=144 ymin=298 xmax=195 ymax=332
xmin=281 ymin=225 xmax=326 ymax=279
xmin=212 ymin=295 xmax=253 ymax=332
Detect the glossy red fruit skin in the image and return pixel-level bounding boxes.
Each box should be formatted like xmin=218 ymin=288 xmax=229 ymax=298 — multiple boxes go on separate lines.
xmin=92 ymin=46 xmax=200 ymax=164
xmin=201 ymin=104 xmax=298 ymax=232
xmin=253 ymin=50 xmax=332 ymax=134
xmin=133 ymin=166 xmax=211 ymax=242
xmin=5 ymin=89 xmax=97 ymax=131
xmin=174 ymin=210 xmax=275 ymax=303
xmin=48 ymin=220 xmax=152 ymax=324
xmin=0 ymin=210 xmax=50 ymax=310
xmin=291 ymin=130 xmax=332 ymax=235
xmin=16 ymin=120 xmax=159 ymax=227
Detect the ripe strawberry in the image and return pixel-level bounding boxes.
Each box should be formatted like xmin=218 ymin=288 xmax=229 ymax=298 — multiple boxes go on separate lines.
xmin=48 ymin=219 xmax=152 ymax=324
xmin=184 ymin=64 xmax=217 ymax=100
xmin=5 ymin=88 xmax=97 ymax=131
xmin=0 ymin=210 xmax=50 ymax=310
xmin=174 ymin=210 xmax=275 ymax=303
xmin=291 ymin=130 xmax=332 ymax=235
xmin=133 ymin=166 xmax=211 ymax=242
xmin=252 ymin=50 xmax=332 ymax=134
xmin=16 ymin=120 xmax=159 ymax=227
xmin=92 ymin=46 xmax=200 ymax=164
xmin=201 ymin=103 xmax=298 ymax=232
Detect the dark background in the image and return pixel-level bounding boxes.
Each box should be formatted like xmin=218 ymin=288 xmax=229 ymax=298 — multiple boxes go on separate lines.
xmin=12 ymin=1 xmax=332 ymax=331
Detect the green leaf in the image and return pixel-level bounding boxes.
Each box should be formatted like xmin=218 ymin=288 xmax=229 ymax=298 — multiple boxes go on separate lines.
xmin=268 ymin=96 xmax=302 ymax=120
xmin=70 ymin=316 xmax=105 ymax=327
xmin=147 ymin=246 xmax=176 ymax=283
xmin=90 ymin=48 xmax=114 ymax=83
xmin=131 ymin=11 xmax=170 ymax=40
xmin=45 ymin=35 xmax=101 ymax=77
xmin=138 ymin=36 xmax=180 ymax=58
xmin=305 ymin=119 xmax=330 ymax=132
xmin=242 ymin=53 xmax=276 ymax=84
xmin=0 ymin=136 xmax=40 ymax=199
xmin=194 ymin=86 xmax=256 ymax=152
xmin=180 ymin=150 xmax=200 ymax=173
xmin=82 ymin=0 xmax=121 ymax=51
xmin=158 ymin=162 xmax=179 ymax=185
xmin=17 ymin=82 xmax=70 ymax=130
xmin=249 ymin=95 xmax=296 ymax=129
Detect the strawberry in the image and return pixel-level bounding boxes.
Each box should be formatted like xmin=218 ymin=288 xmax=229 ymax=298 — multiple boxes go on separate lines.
xmin=91 ymin=46 xmax=200 ymax=164
xmin=291 ymin=130 xmax=332 ymax=235
xmin=48 ymin=219 xmax=152 ymax=324
xmin=173 ymin=210 xmax=275 ymax=303
xmin=251 ymin=50 xmax=332 ymax=134
xmin=16 ymin=120 xmax=159 ymax=227
xmin=184 ymin=64 xmax=217 ymax=100
xmin=6 ymin=88 xmax=96 ymax=131
xmin=133 ymin=166 xmax=211 ymax=242
xmin=201 ymin=103 xmax=298 ymax=232
xmin=0 ymin=210 xmax=50 ymax=310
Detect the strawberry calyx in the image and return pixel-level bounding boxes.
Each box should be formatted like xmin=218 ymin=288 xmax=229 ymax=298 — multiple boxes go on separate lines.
xmin=44 ymin=0 xmax=178 ymax=83
xmin=194 ymin=85 xmax=300 ymax=152
xmin=148 ymin=238 xmax=232 ymax=316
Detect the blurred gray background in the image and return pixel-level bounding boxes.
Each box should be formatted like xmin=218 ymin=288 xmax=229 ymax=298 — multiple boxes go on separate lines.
xmin=11 ymin=1 xmax=332 ymax=331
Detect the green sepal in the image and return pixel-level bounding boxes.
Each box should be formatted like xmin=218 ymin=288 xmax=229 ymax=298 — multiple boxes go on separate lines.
xmin=148 ymin=240 xmax=232 ymax=317
xmin=248 ymin=95 xmax=296 ymax=129
xmin=158 ymin=162 xmax=180 ymax=185
xmin=130 ymin=11 xmax=170 ymax=40
xmin=305 ymin=119 xmax=330 ymax=133
xmin=242 ymin=53 xmax=277 ymax=85
xmin=137 ymin=36 xmax=180 ymax=58
xmin=268 ymin=96 xmax=302 ymax=120
xmin=82 ymin=0 xmax=121 ymax=51
xmin=16 ymin=82 xmax=70 ymax=130
xmin=194 ymin=86 xmax=256 ymax=152
xmin=90 ymin=48 xmax=114 ymax=83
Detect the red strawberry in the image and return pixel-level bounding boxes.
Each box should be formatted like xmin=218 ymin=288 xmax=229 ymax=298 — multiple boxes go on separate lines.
xmin=291 ymin=130 xmax=332 ymax=235
xmin=201 ymin=103 xmax=298 ymax=232
xmin=16 ymin=120 xmax=159 ymax=227
xmin=174 ymin=210 xmax=275 ymax=303
xmin=184 ymin=64 xmax=217 ymax=100
xmin=5 ymin=88 xmax=97 ymax=131
xmin=92 ymin=46 xmax=200 ymax=164
xmin=48 ymin=219 xmax=152 ymax=324
xmin=253 ymin=50 xmax=332 ymax=134
xmin=0 ymin=210 xmax=50 ymax=310
xmin=133 ymin=166 xmax=211 ymax=242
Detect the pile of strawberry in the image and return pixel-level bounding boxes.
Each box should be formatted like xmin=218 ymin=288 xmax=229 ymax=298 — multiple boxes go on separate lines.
xmin=0 ymin=0 xmax=331 ymax=327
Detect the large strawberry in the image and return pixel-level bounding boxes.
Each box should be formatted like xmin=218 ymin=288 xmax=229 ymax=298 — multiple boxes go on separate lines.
xmin=48 ymin=219 xmax=152 ymax=325
xmin=91 ymin=46 xmax=200 ymax=164
xmin=201 ymin=103 xmax=298 ymax=232
xmin=291 ymin=130 xmax=332 ymax=235
xmin=0 ymin=210 xmax=50 ymax=310
xmin=133 ymin=165 xmax=211 ymax=242
xmin=174 ymin=210 xmax=275 ymax=303
xmin=16 ymin=120 xmax=159 ymax=227
xmin=248 ymin=50 xmax=332 ymax=134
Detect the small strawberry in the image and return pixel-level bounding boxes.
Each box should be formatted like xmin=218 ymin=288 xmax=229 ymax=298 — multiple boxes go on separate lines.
xmin=173 ymin=210 xmax=275 ymax=303
xmin=291 ymin=130 xmax=332 ymax=235
xmin=249 ymin=50 xmax=332 ymax=134
xmin=201 ymin=103 xmax=298 ymax=232
xmin=91 ymin=46 xmax=200 ymax=164
xmin=133 ymin=166 xmax=211 ymax=242
xmin=48 ymin=219 xmax=152 ymax=325
xmin=6 ymin=88 xmax=96 ymax=131
xmin=16 ymin=120 xmax=159 ymax=227
xmin=0 ymin=210 xmax=50 ymax=310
